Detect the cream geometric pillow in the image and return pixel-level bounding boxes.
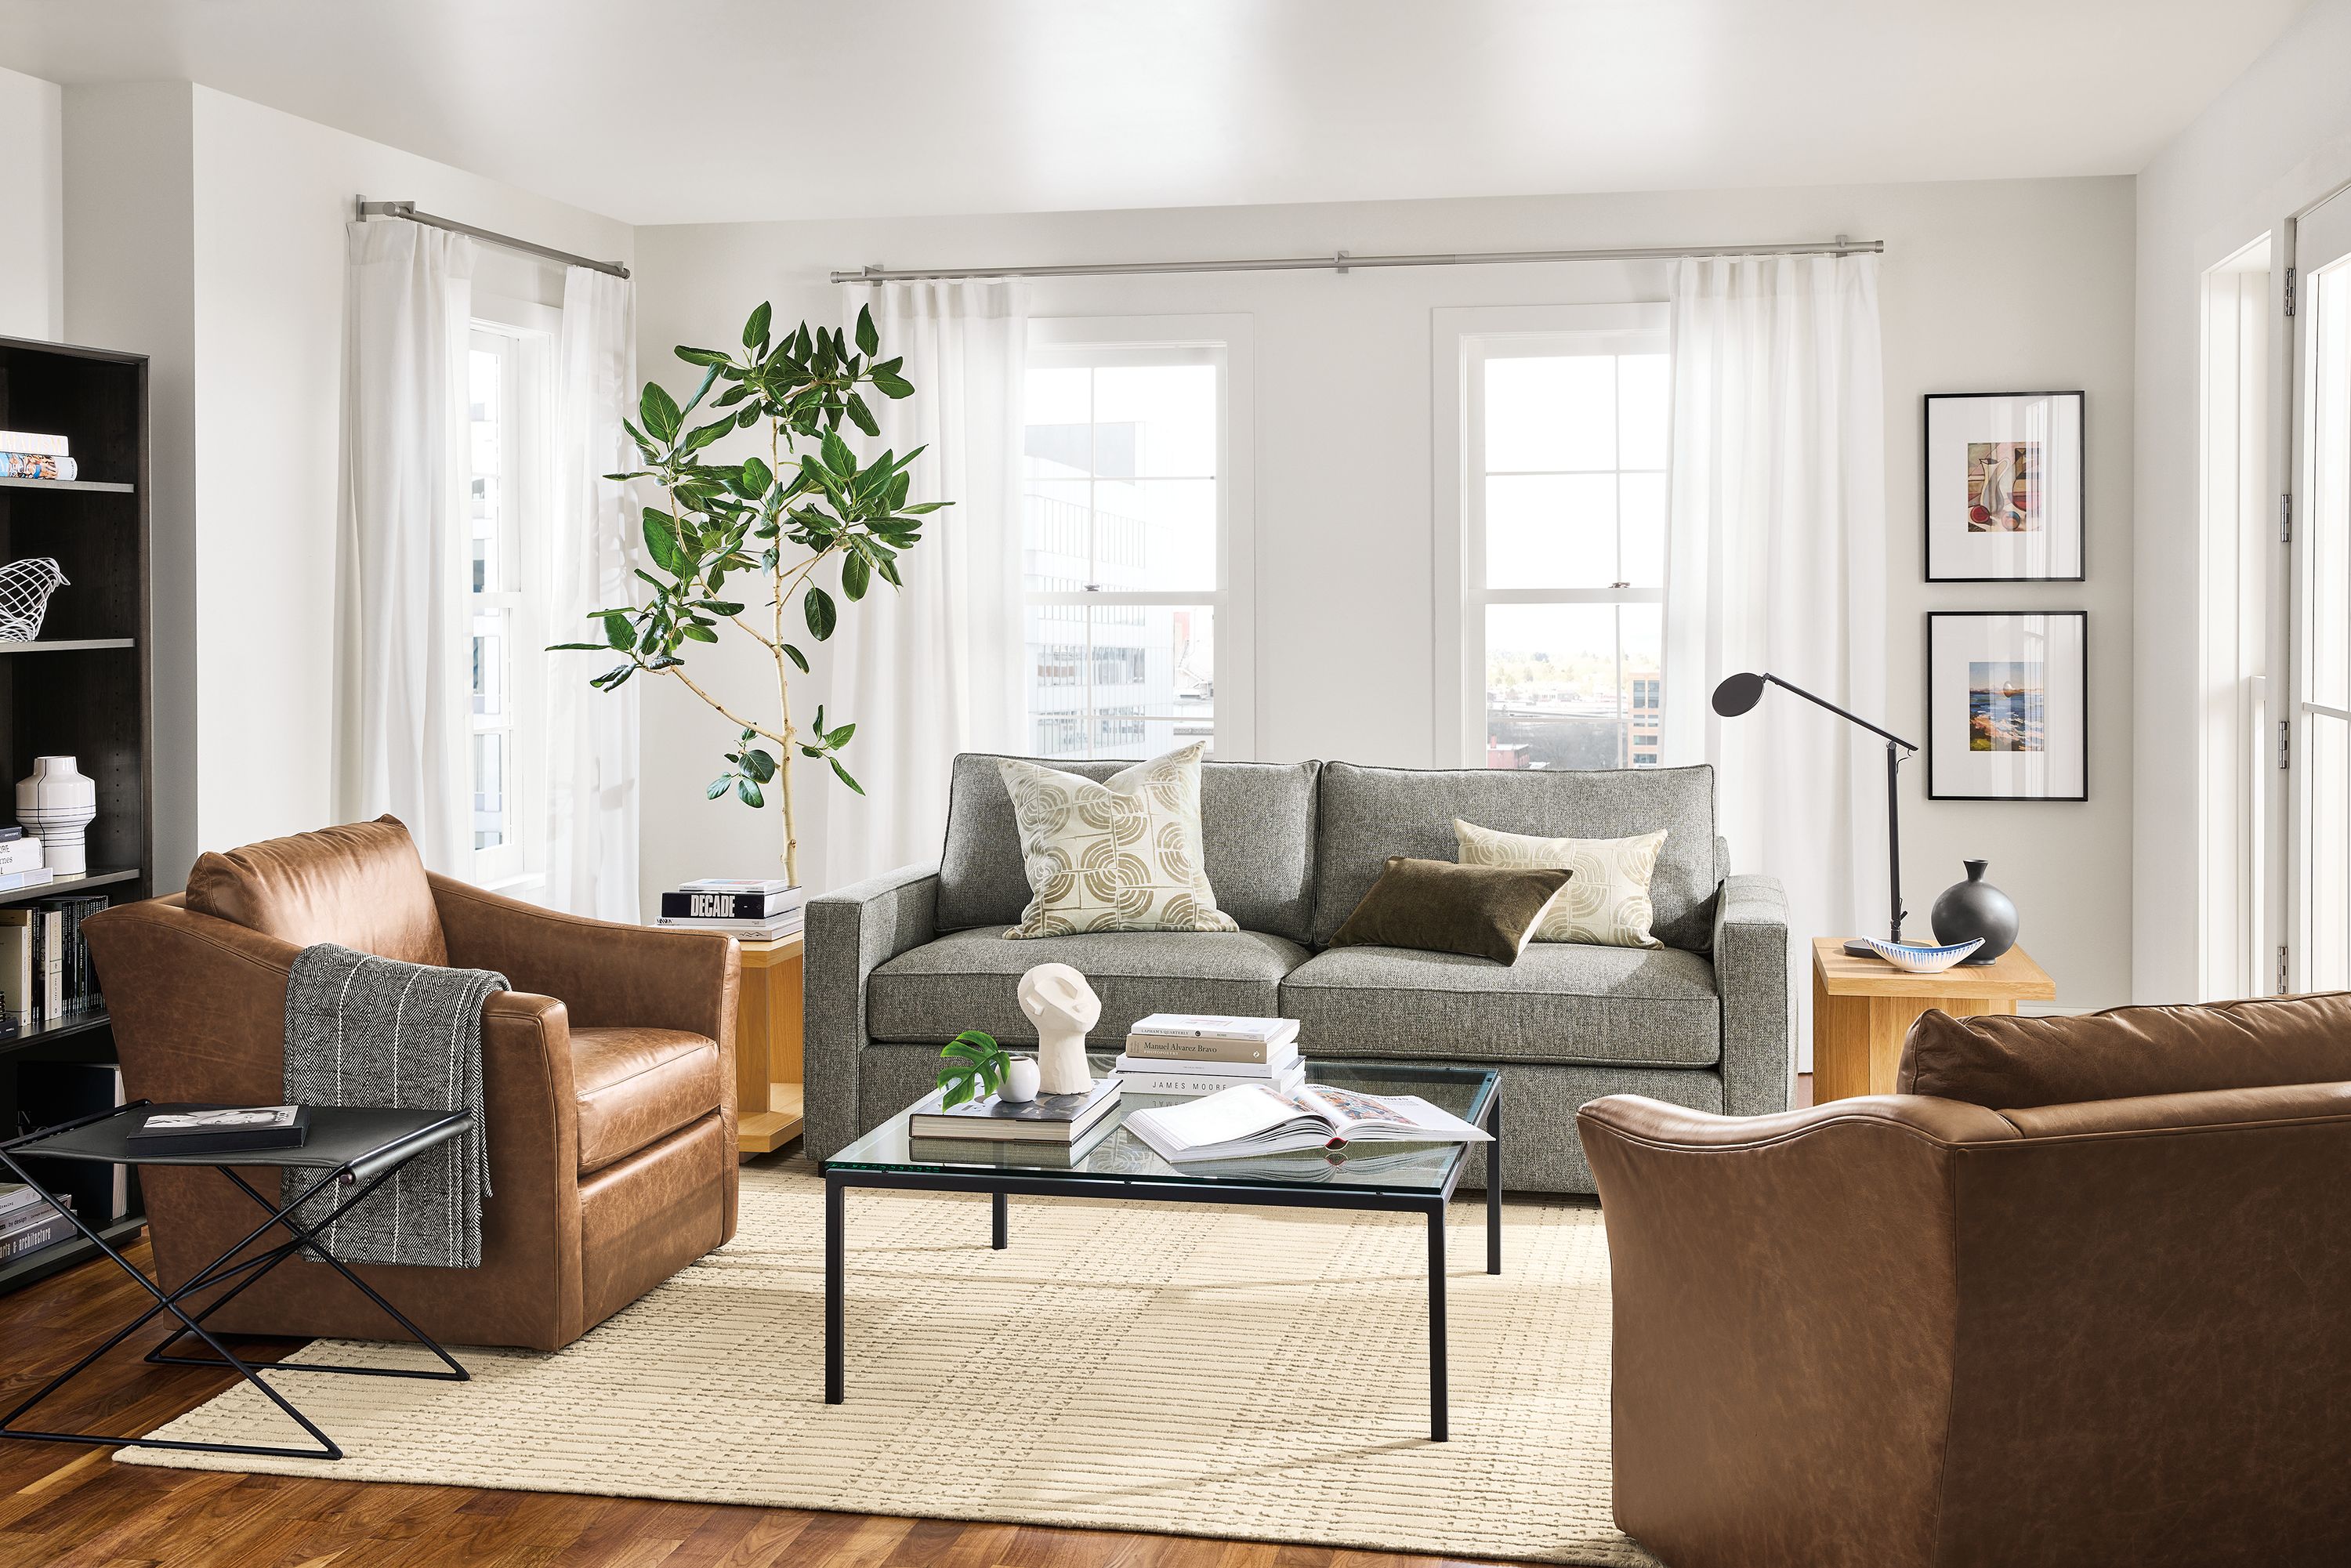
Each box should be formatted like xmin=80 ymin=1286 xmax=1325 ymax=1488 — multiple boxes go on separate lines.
xmin=1453 ymin=819 xmax=1668 ymax=949
xmin=998 ymin=744 xmax=1238 ymax=938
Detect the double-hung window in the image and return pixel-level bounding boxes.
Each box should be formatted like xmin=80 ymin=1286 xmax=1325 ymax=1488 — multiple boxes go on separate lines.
xmin=1437 ymin=306 xmax=1669 ymax=770
xmin=465 ymin=299 xmax=555 ymax=888
xmin=1020 ymin=317 xmax=1253 ymax=760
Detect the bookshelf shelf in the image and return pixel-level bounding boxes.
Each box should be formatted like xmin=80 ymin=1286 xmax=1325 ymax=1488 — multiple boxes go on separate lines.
xmin=0 ymin=335 xmax=154 ymax=1301
xmin=0 ymin=477 xmax=136 ymax=495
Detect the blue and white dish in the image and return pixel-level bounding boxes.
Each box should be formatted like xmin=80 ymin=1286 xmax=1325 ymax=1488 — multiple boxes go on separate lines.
xmin=1861 ymin=936 xmax=1984 ymax=974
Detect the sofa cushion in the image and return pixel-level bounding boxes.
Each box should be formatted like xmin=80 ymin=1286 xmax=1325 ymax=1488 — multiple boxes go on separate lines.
xmin=1899 ymin=991 xmax=2351 ymax=1110
xmin=185 ymin=813 xmax=448 ymax=965
xmin=571 ymin=1025 xmax=722 ymax=1174
xmin=868 ymin=927 xmax=1309 ymax=1044
xmin=1310 ymin=763 xmax=1719 ymax=952
xmin=935 ymin=754 xmax=1321 ymax=943
xmin=1281 ymin=943 xmax=1721 ymax=1067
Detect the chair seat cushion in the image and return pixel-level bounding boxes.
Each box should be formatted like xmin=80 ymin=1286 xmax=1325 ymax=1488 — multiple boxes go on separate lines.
xmin=868 ymin=928 xmax=1309 ymax=1044
xmin=1280 ymin=943 xmax=1721 ymax=1067
xmin=571 ymin=1026 xmax=721 ymax=1174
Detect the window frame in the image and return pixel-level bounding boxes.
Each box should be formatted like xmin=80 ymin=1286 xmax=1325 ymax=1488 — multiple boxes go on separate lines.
xmin=466 ymin=293 xmax=558 ymax=892
xmin=1023 ymin=313 xmax=1256 ymax=759
xmin=1432 ymin=302 xmax=1671 ymax=768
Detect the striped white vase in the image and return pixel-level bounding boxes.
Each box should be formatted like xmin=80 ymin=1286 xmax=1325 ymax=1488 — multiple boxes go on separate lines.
xmin=17 ymin=755 xmax=96 ymax=875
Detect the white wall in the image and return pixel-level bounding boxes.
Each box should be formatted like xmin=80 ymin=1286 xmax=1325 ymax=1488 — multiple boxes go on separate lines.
xmin=0 ymin=64 xmax=62 ymax=342
xmin=2135 ymin=0 xmax=2351 ymax=1001
xmin=634 ymin=177 xmax=2138 ymax=1016
xmin=56 ymin=81 xmax=632 ymax=885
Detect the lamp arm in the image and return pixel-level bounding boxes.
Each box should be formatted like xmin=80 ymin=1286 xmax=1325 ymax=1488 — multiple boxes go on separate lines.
xmin=1761 ymin=674 xmax=1918 ymax=753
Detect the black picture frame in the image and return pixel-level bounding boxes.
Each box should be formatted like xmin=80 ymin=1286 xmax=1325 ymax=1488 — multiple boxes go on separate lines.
xmin=1925 ymin=610 xmax=2088 ymax=802
xmin=1922 ymin=391 xmax=2086 ymax=582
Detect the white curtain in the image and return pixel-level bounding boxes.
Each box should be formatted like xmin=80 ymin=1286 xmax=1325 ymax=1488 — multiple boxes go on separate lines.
xmin=333 ymin=219 xmax=476 ymax=874
xmin=544 ymin=266 xmax=641 ymax=919
xmin=1661 ymin=253 xmax=1886 ymax=1059
xmin=817 ymin=277 xmax=1027 ymax=891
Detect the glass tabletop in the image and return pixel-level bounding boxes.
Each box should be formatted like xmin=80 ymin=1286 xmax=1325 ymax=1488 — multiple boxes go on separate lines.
xmin=828 ymin=1057 xmax=1498 ymax=1195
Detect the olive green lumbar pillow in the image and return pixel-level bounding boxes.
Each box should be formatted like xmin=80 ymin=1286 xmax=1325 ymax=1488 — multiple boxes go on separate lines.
xmin=997 ymin=743 xmax=1238 ymax=938
xmin=1454 ymin=819 xmax=1667 ymax=949
xmin=1328 ymin=856 xmax=1574 ymax=966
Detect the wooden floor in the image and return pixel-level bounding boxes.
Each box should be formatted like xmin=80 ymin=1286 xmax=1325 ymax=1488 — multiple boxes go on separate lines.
xmin=0 ymin=1234 xmax=1519 ymax=1568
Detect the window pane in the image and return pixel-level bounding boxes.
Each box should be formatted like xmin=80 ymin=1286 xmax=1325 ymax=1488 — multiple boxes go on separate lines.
xmin=1617 ymin=353 xmax=1670 ymax=469
xmin=1023 ymin=604 xmax=1215 ymax=760
xmin=2312 ymin=714 xmax=2349 ymax=990
xmin=1108 ymin=477 xmax=1215 ymax=591
xmin=1026 ymin=366 xmax=1092 ymax=430
xmin=472 ymin=610 xmax=509 ymax=717
xmin=473 ymin=730 xmax=506 ymax=850
xmin=1486 ymin=474 xmax=1617 ymax=588
xmin=1094 ymin=364 xmax=1216 ymax=476
xmin=1620 ymin=471 xmax=1667 ymax=585
xmin=2313 ymin=263 xmax=2351 ymax=712
xmin=469 ymin=346 xmax=505 ymax=596
xmin=1484 ymin=602 xmax=1661 ymax=770
xmin=1023 ymin=476 xmax=1090 ymax=589
xmin=1484 ymin=356 xmax=1615 ymax=472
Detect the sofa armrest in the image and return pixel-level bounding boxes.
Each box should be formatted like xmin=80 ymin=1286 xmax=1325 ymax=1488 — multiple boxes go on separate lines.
xmin=1712 ymin=872 xmax=1791 ymax=1116
xmin=804 ymin=862 xmax=940 ymax=1161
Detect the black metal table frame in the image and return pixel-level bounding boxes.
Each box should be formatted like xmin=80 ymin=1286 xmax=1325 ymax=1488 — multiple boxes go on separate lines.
xmin=0 ymin=1101 xmax=470 ymax=1462
xmin=825 ymin=1089 xmax=1498 ymax=1442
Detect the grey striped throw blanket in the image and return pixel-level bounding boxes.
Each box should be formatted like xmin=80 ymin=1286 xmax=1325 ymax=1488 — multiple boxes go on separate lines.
xmin=281 ymin=942 xmax=506 ymax=1268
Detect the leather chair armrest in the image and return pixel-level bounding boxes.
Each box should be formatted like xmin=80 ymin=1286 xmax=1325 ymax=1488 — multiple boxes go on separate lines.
xmin=428 ymin=874 xmax=737 ymax=1043
xmin=1711 ymin=872 xmax=1792 ymax=1117
xmin=83 ymin=897 xmax=306 ymax=1105
xmin=1578 ymin=1090 xmax=2023 ymax=1152
xmin=803 ymin=862 xmax=940 ymax=1161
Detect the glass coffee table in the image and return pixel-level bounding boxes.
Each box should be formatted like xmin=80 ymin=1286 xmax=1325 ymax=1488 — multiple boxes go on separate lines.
xmin=823 ymin=1058 xmax=1499 ymax=1441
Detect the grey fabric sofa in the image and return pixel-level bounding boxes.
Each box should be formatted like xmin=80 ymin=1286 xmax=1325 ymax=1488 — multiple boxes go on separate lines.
xmin=804 ymin=755 xmax=1791 ymax=1193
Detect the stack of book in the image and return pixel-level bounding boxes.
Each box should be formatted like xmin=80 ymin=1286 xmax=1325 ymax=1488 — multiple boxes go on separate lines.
xmin=0 ymin=893 xmax=108 ymax=1027
xmin=0 ymin=1182 xmax=72 ymax=1264
xmin=1115 ymin=1013 xmax=1304 ymax=1098
xmin=654 ymin=878 xmax=805 ymax=940
xmin=0 ymin=429 xmax=77 ymax=483
xmin=0 ymin=824 xmax=51 ymax=895
xmin=908 ymin=1077 xmax=1125 ymax=1165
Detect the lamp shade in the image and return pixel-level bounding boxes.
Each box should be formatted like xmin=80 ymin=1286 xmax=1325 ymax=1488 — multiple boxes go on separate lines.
xmin=1711 ymin=672 xmax=1767 ymax=717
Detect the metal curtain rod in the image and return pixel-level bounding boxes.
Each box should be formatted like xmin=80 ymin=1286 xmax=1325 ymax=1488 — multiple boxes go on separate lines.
xmin=830 ymin=235 xmax=1882 ymax=284
xmin=357 ymin=199 xmax=631 ymax=280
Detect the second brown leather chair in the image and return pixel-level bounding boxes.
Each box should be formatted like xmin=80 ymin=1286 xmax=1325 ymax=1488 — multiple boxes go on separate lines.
xmin=1579 ymin=994 xmax=2351 ymax=1568
xmin=84 ymin=817 xmax=740 ymax=1352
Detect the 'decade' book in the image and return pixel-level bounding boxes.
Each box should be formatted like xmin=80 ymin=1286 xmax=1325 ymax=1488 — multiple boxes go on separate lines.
xmin=909 ymin=1077 xmax=1124 ymax=1143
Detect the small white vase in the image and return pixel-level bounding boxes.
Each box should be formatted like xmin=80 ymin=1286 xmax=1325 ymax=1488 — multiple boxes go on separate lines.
xmin=1001 ymin=1056 xmax=1041 ymax=1104
xmin=18 ymin=755 xmax=95 ymax=875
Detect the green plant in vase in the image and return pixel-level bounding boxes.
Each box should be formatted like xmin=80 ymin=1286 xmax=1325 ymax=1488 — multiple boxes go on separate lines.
xmin=551 ymin=300 xmax=947 ymax=885
xmin=936 ymin=1030 xmax=1013 ymax=1109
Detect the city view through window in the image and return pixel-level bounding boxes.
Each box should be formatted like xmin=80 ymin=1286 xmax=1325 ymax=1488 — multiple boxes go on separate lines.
xmin=1476 ymin=346 xmax=1668 ymax=771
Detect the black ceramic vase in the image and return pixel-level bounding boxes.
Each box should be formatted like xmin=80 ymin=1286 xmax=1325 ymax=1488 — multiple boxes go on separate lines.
xmin=1931 ymin=859 xmax=2018 ymax=965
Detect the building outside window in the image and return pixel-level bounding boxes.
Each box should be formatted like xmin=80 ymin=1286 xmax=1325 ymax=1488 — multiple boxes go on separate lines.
xmin=1018 ymin=320 xmax=1252 ymax=760
xmin=1452 ymin=318 xmax=1669 ymax=770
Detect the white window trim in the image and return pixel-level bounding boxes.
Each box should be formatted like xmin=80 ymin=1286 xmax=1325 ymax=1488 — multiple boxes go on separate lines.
xmin=469 ymin=292 xmax=559 ymax=894
xmin=1027 ymin=313 xmax=1257 ymax=758
xmin=1431 ymin=302 xmax=1669 ymax=767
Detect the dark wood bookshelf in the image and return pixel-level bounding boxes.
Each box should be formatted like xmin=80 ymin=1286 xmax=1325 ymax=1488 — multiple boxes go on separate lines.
xmin=0 ymin=335 xmax=154 ymax=1295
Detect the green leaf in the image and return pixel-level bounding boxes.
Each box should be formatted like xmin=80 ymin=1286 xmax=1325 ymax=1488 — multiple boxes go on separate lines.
xmin=679 ymin=362 xmax=722 ymax=417
xmin=820 ymin=427 xmax=857 ymax=478
xmin=705 ymin=777 xmax=730 ymax=800
xmin=683 ymin=416 xmax=734 ymax=452
xmin=871 ymin=371 xmax=915 ymax=400
xmin=736 ymin=777 xmax=764 ymax=808
xmin=826 ymin=720 xmax=856 ymax=748
xmin=700 ymin=599 xmax=746 ymax=617
xmin=743 ymin=748 xmax=776 ymax=783
xmin=742 ymin=301 xmax=773 ymax=349
xmin=740 ymin=454 xmax=773 ymax=495
xmin=639 ymin=382 xmax=682 ymax=443
xmin=547 ymin=642 xmax=607 ymax=651
xmin=829 ymin=756 xmax=865 ymax=795
xmin=783 ymin=643 xmax=810 ymax=674
xmin=840 ymin=549 xmax=870 ymax=602
xmin=803 ymin=585 xmax=838 ymax=641
xmin=642 ymin=509 xmax=683 ymax=574
xmin=680 ymin=622 xmax=718 ymax=643
xmin=676 ymin=346 xmax=732 ymax=367
xmin=600 ymin=611 xmax=635 ymax=650
xmin=855 ymin=303 xmax=879 ymax=357
xmin=844 ymin=392 xmax=878 ymax=439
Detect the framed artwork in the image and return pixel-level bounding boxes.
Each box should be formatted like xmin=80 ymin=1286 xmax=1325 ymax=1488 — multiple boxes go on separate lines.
xmin=1927 ymin=611 xmax=2088 ymax=801
xmin=1922 ymin=391 xmax=2085 ymax=581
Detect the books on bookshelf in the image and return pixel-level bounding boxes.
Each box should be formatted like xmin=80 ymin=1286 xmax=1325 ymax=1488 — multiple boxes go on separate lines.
xmin=0 ymin=431 xmax=69 ymax=458
xmin=0 ymin=429 xmax=74 ymax=483
xmin=0 ymin=1188 xmax=73 ymax=1262
xmin=0 ymin=893 xmax=110 ymax=1024
xmin=908 ymin=1077 xmax=1124 ymax=1144
xmin=654 ymin=878 xmax=805 ymax=940
xmin=1125 ymin=1082 xmax=1492 ymax=1164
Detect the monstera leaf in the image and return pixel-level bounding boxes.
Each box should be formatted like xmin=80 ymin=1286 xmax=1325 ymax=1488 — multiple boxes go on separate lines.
xmin=936 ymin=1030 xmax=1010 ymax=1110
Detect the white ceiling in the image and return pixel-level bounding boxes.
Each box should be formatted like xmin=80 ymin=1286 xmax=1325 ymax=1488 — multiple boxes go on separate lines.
xmin=0 ymin=0 xmax=2313 ymax=226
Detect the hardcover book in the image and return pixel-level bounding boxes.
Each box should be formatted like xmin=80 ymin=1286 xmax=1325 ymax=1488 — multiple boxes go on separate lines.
xmin=1123 ymin=1014 xmax=1299 ymax=1065
xmin=907 ymin=1077 xmax=1124 ymax=1143
xmin=1118 ymin=1063 xmax=1309 ymax=1099
xmin=125 ymin=1105 xmax=311 ymax=1157
xmin=660 ymin=889 xmax=804 ymax=920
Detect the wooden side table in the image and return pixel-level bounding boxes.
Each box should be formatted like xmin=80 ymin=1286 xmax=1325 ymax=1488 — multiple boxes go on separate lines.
xmin=1810 ymin=937 xmax=2056 ymax=1103
xmin=734 ymin=932 xmax=805 ymax=1154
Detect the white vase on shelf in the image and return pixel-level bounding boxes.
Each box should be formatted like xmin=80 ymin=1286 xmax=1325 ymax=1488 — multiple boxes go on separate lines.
xmin=18 ymin=755 xmax=96 ymax=875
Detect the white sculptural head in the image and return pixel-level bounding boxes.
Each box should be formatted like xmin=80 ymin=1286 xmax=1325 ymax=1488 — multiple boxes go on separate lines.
xmin=1017 ymin=962 xmax=1099 ymax=1095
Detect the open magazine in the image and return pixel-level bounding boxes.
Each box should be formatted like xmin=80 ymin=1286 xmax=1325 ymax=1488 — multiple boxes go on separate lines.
xmin=1124 ymin=1082 xmax=1492 ymax=1164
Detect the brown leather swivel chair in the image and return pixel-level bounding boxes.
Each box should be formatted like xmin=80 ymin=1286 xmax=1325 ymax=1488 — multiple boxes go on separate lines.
xmin=82 ymin=817 xmax=740 ymax=1352
xmin=1578 ymin=994 xmax=2351 ymax=1568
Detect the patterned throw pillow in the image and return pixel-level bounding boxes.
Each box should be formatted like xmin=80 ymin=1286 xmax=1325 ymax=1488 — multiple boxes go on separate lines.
xmin=998 ymin=744 xmax=1239 ymax=938
xmin=1453 ymin=819 xmax=1668 ymax=949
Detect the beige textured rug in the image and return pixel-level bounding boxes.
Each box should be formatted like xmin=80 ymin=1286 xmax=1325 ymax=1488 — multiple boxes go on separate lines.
xmin=121 ymin=1163 xmax=1655 ymax=1566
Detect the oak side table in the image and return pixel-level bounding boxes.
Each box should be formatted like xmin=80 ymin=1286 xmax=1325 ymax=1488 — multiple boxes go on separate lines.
xmin=1809 ymin=936 xmax=2056 ymax=1103
xmin=734 ymin=932 xmax=805 ymax=1153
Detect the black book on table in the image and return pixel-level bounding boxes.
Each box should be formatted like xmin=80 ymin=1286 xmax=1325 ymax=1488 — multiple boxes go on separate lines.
xmin=123 ymin=1105 xmax=311 ymax=1157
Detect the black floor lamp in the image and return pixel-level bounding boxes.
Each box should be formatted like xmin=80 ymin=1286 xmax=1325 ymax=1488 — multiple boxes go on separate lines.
xmin=1710 ymin=671 xmax=1918 ymax=958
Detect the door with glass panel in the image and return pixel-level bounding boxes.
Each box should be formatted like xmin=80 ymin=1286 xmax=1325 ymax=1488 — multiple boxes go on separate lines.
xmin=2291 ymin=190 xmax=2351 ymax=990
